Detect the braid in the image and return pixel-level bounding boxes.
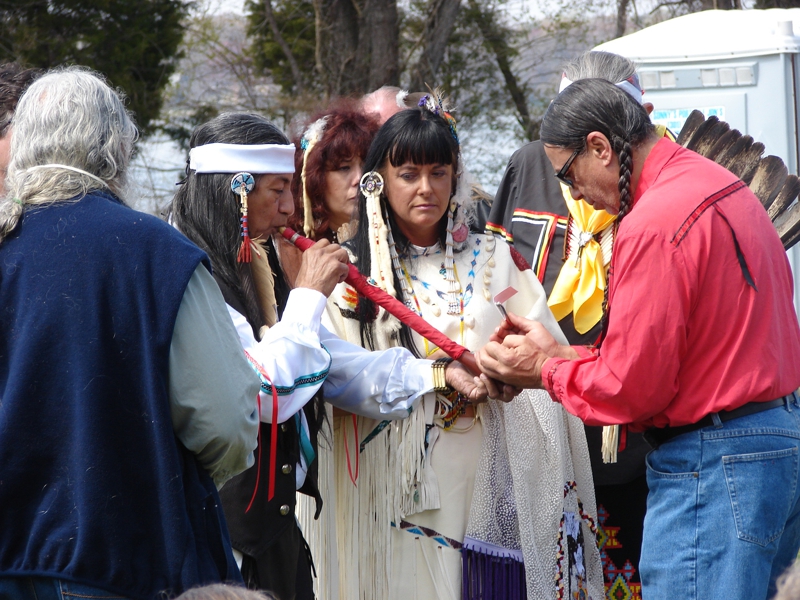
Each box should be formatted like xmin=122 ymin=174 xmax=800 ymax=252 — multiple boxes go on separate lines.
xmin=614 ymin=136 xmax=634 ymax=221
xmin=599 ymin=281 xmax=610 ymax=347
xmin=598 ymin=136 xmax=631 ymax=345
xmin=597 ymin=222 xmax=619 ymax=347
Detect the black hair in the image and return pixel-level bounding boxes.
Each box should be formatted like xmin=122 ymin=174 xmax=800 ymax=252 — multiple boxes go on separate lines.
xmin=351 ymin=107 xmax=460 ymax=355
xmin=540 ymin=78 xmax=653 ymax=220
xmin=170 ymin=112 xmax=290 ymax=334
xmin=0 ymin=62 xmax=40 ymax=135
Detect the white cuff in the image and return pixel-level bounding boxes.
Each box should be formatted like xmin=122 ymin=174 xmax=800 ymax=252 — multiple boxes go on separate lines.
xmin=379 ymin=358 xmax=434 ymax=415
xmin=281 ymin=288 xmax=327 ymax=334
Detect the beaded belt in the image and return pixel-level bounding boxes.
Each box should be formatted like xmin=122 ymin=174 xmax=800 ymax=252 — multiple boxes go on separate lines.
xmin=643 ymin=392 xmax=796 ymax=449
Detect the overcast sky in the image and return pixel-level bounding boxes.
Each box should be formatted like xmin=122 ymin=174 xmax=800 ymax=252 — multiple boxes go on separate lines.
xmin=206 ymin=0 xmax=244 ymax=15
xmin=204 ymin=0 xmax=542 ymax=19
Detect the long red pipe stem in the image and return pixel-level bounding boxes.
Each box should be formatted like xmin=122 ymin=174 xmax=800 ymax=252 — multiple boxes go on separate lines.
xmin=279 ymin=227 xmax=480 ymax=376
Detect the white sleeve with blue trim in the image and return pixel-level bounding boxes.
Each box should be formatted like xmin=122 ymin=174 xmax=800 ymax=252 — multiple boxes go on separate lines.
xmin=320 ymin=328 xmax=434 ymax=420
xmin=227 ymin=287 xmax=332 ymax=424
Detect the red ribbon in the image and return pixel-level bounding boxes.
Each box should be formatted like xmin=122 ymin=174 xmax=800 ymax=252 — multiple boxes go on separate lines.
xmin=279 ymin=227 xmax=480 ymax=375
xmin=344 ymin=414 xmax=359 ymax=486
xmin=244 ymin=351 xmax=281 ymax=509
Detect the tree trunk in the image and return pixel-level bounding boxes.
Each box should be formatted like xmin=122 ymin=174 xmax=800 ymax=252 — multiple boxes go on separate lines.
xmin=315 ymin=0 xmax=399 ymax=97
xmin=315 ymin=0 xmax=360 ymax=96
xmin=261 ymin=0 xmax=305 ymax=94
xmin=362 ymin=0 xmax=399 ymax=91
xmin=615 ymin=0 xmax=630 ymax=38
xmin=466 ymin=0 xmax=537 ymax=140
xmin=701 ymin=0 xmax=740 ymax=8
xmin=409 ymin=0 xmax=461 ymax=91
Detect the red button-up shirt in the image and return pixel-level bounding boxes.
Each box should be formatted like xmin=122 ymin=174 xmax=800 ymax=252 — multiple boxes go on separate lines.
xmin=543 ymin=138 xmax=800 ymax=431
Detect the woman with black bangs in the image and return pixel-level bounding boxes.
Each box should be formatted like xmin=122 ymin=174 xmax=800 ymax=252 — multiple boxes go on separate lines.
xmin=314 ymin=104 xmax=601 ymax=600
xmin=169 ymin=112 xmax=492 ymax=600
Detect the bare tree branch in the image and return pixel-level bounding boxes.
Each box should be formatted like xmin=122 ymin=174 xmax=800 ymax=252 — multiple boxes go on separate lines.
xmin=260 ymin=0 xmax=304 ymax=94
xmin=466 ymin=0 xmax=538 ymax=140
xmin=615 ymin=0 xmax=630 ymax=38
xmin=409 ymin=0 xmax=461 ymax=91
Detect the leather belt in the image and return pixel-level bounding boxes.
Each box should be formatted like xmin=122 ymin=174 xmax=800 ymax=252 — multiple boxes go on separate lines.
xmin=644 ymin=394 xmax=795 ymax=449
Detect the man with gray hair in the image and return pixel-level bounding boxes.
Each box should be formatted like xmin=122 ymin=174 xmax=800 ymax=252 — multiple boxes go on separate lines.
xmin=0 ymin=67 xmax=261 ymax=599
xmin=360 ymin=84 xmax=405 ymax=125
xmin=486 ymin=50 xmax=669 ymax=597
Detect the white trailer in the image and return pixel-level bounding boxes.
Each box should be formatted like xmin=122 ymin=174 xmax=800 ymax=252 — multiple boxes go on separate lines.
xmin=596 ymin=8 xmax=800 ymax=314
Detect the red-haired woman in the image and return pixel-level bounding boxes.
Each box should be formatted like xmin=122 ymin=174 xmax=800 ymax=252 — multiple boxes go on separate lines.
xmin=276 ymin=99 xmax=378 ymax=285
xmin=289 ymin=99 xmax=378 ymax=242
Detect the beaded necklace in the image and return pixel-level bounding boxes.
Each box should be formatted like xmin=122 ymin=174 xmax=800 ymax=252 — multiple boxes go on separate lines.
xmin=396 ymin=233 xmax=496 ymax=432
xmin=398 ymin=235 xmax=488 ymax=356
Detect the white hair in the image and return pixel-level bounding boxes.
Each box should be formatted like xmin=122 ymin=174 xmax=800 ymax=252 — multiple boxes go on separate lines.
xmin=361 ymin=85 xmax=404 ymax=125
xmin=0 ymin=66 xmax=138 ymax=244
xmin=563 ymin=51 xmax=637 ymax=84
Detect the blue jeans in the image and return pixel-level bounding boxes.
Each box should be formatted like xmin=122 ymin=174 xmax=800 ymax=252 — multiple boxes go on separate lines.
xmin=0 ymin=577 xmax=128 ymax=600
xmin=640 ymin=396 xmax=800 ymax=600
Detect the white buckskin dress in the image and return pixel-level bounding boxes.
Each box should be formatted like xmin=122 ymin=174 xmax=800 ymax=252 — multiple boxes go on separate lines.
xmin=298 ymin=232 xmax=603 ymax=600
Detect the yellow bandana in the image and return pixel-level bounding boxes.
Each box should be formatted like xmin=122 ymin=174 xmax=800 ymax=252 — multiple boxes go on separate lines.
xmin=547 ymin=187 xmax=616 ymax=333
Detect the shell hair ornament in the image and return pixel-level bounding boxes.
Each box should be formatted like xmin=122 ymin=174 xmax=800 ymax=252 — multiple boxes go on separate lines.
xmin=231 ymin=171 xmax=255 ymax=263
xmin=360 ymin=170 xmax=397 ymax=296
xmin=299 ymin=116 xmax=330 ymax=239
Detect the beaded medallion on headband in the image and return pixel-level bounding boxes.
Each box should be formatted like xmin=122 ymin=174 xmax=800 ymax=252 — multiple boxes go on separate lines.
xmin=231 ymin=172 xmax=255 ymax=263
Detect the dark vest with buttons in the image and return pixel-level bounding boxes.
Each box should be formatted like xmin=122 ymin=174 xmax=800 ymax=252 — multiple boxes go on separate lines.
xmin=0 ymin=192 xmax=240 ymax=599
xmin=215 ymin=267 xmax=323 ymax=558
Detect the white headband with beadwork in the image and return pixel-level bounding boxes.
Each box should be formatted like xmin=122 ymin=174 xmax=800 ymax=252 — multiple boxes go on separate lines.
xmin=189 ymin=143 xmax=296 ymax=174
xmin=559 ymin=75 xmax=644 ymax=105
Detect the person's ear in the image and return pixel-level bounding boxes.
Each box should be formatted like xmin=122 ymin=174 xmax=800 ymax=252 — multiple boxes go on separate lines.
xmin=643 ymin=102 xmax=654 ymax=115
xmin=586 ymin=131 xmax=614 ymax=166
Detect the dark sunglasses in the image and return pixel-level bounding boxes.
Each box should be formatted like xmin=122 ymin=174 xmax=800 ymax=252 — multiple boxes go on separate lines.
xmin=555 ymin=148 xmax=581 ymax=188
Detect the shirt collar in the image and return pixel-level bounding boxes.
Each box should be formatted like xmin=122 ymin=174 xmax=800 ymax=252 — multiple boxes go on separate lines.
xmin=633 ymin=137 xmax=681 ymax=206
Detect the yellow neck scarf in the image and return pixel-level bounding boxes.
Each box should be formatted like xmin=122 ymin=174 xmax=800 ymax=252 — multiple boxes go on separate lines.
xmin=547 ymin=186 xmax=616 ymax=333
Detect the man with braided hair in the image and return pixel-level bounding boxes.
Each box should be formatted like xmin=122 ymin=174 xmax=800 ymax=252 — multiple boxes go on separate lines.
xmin=487 ymin=52 xmax=666 ymax=595
xmin=477 ymin=78 xmax=800 ymax=600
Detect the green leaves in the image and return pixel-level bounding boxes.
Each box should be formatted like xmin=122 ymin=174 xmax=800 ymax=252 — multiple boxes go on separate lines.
xmin=0 ymin=0 xmax=190 ymax=136
xmin=246 ymin=0 xmax=317 ymax=95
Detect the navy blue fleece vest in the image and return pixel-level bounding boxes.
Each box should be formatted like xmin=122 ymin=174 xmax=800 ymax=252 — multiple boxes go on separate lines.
xmin=0 ymin=192 xmax=240 ymax=599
